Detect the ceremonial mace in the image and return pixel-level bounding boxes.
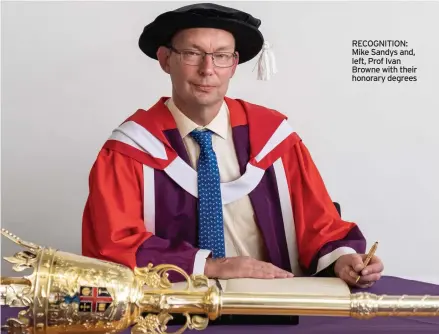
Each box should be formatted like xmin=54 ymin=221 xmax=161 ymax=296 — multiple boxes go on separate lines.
xmin=1 ymin=228 xmax=438 ymax=334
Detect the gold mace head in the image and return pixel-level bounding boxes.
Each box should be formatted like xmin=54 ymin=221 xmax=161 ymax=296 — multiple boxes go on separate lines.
xmin=0 ymin=228 xmax=218 ymax=333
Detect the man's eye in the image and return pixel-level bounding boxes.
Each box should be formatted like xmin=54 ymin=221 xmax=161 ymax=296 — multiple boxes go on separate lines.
xmin=184 ymin=51 xmax=200 ymax=56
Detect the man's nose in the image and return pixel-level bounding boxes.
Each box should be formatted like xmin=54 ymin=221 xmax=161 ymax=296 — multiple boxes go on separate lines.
xmin=198 ymin=54 xmax=215 ymax=75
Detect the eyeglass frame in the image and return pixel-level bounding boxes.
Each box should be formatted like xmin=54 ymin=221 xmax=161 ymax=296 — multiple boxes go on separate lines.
xmin=166 ymin=45 xmax=238 ymax=68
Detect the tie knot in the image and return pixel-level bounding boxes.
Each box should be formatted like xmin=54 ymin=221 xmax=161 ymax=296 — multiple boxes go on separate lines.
xmin=190 ymin=129 xmax=213 ymax=151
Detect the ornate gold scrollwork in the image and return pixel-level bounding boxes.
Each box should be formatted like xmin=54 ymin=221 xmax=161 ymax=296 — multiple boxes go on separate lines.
xmin=133 ymin=264 xmax=210 ymax=334
xmin=131 ymin=312 xmax=208 ymax=334
xmin=1 ymin=229 xmax=41 ymax=272
xmin=350 ymin=292 xmax=439 ymax=319
xmin=1 ymin=318 xmax=28 ymax=334
xmin=0 ymin=310 xmax=31 ymax=334
xmin=134 ymin=263 xmax=209 ymax=291
xmin=3 ymin=251 xmax=38 ymax=273
xmin=0 ymin=279 xmax=33 ymax=307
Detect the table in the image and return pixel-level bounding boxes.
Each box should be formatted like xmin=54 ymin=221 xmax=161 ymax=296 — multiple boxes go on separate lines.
xmin=2 ymin=276 xmax=439 ymax=333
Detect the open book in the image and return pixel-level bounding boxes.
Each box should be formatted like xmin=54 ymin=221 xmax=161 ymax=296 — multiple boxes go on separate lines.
xmin=170 ymin=276 xmax=351 ymax=298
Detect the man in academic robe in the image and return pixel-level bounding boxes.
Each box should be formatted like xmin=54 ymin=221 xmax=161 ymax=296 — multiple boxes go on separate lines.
xmin=82 ymin=3 xmax=384 ymax=288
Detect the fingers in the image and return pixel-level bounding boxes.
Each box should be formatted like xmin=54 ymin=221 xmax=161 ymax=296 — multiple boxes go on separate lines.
xmin=344 ymin=255 xmax=365 ymax=284
xmin=345 ymin=267 xmax=362 ymax=286
xmin=356 ymin=256 xmax=384 ymax=285
xmin=338 ymin=264 xmax=373 ymax=287
xmin=267 ymin=262 xmax=294 ymax=278
xmin=257 ymin=263 xmax=294 ymax=279
xmin=350 ymin=268 xmax=381 ymax=287
xmin=361 ymin=260 xmax=384 ymax=276
xmin=247 ymin=263 xmax=276 ymax=279
xmin=358 ymin=272 xmax=382 ymax=283
xmin=247 ymin=259 xmax=294 ymax=279
xmin=350 ymin=254 xmax=366 ymax=273
xmin=334 ymin=254 xmax=384 ymax=288
xmin=352 ymin=269 xmax=382 ymax=288
xmin=215 ymin=256 xmax=294 ymax=279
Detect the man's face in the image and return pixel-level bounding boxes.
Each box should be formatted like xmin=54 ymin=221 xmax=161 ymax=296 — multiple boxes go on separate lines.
xmin=157 ymin=28 xmax=239 ymax=107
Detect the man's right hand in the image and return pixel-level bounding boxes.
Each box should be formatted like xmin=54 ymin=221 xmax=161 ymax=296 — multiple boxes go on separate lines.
xmin=204 ymin=256 xmax=294 ymax=279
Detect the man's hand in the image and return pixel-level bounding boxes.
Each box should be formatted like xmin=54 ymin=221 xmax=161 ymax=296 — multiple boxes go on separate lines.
xmin=334 ymin=253 xmax=384 ymax=288
xmin=204 ymin=256 xmax=294 ymax=279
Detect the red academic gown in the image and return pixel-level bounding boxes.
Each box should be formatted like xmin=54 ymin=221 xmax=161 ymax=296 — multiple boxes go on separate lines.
xmin=82 ymin=97 xmax=366 ymax=279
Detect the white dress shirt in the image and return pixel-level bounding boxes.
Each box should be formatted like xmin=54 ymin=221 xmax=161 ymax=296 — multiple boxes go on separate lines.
xmin=166 ymin=98 xmax=269 ymax=261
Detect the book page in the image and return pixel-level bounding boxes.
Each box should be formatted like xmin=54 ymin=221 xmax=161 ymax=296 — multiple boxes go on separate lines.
xmin=221 ymin=277 xmax=350 ymax=297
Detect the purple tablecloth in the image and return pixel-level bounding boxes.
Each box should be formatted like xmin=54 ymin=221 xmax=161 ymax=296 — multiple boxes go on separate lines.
xmin=2 ymin=276 xmax=439 ymax=333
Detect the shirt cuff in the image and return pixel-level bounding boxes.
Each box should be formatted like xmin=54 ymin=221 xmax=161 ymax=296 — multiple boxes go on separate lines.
xmin=193 ymin=249 xmax=212 ymax=275
xmin=314 ymin=246 xmax=358 ymax=274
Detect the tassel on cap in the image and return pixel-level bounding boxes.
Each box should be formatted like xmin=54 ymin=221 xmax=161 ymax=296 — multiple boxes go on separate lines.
xmin=253 ymin=41 xmax=278 ymax=81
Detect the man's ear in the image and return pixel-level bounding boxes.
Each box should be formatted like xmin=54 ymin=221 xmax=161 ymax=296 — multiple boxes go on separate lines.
xmin=157 ymin=46 xmax=171 ymax=74
xmin=230 ymin=52 xmax=239 ymax=78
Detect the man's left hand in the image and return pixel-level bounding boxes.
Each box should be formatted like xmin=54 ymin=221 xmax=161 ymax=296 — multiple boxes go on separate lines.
xmin=334 ymin=253 xmax=384 ymax=288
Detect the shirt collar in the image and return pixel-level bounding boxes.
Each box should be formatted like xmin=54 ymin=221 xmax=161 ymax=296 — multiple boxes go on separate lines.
xmin=165 ymin=98 xmax=229 ymax=140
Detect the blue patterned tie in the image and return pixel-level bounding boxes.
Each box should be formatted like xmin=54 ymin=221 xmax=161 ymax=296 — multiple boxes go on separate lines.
xmin=190 ymin=129 xmax=225 ymax=258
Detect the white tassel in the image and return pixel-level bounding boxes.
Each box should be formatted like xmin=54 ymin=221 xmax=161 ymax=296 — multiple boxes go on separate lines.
xmin=253 ymin=41 xmax=278 ymax=81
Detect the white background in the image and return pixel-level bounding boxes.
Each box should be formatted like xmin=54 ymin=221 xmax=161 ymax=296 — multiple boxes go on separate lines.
xmin=1 ymin=1 xmax=439 ymax=283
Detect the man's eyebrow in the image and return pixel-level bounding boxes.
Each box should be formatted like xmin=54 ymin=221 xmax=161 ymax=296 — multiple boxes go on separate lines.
xmin=215 ymin=46 xmax=235 ymax=51
xmin=180 ymin=43 xmax=235 ymax=51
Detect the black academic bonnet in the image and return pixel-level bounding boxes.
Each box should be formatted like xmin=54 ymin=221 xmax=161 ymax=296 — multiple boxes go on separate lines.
xmin=138 ymin=3 xmax=265 ymax=64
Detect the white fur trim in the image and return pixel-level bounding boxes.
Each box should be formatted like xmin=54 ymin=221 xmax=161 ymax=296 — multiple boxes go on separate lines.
xmin=315 ymin=247 xmax=358 ymax=274
xmin=273 ymin=158 xmax=301 ymax=275
xmin=109 ymin=120 xmax=292 ymax=204
xmin=220 ymin=164 xmax=265 ymax=204
xmin=143 ymin=164 xmax=155 ymax=234
xmin=163 ymin=157 xmax=265 ymax=205
xmin=193 ymin=249 xmax=212 ymax=275
xmin=110 ymin=121 xmax=168 ymax=160
xmin=109 ymin=128 xmax=145 ymax=152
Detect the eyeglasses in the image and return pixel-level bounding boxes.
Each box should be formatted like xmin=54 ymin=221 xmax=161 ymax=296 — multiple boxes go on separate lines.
xmin=168 ymin=46 xmax=237 ymax=68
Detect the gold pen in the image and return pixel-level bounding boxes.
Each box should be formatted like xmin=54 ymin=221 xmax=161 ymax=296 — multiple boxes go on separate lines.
xmin=355 ymin=241 xmax=378 ymax=283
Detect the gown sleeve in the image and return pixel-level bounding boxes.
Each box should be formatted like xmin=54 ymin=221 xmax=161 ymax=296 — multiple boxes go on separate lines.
xmin=281 ymin=139 xmax=367 ymax=275
xmin=82 ymin=148 xmax=210 ymax=281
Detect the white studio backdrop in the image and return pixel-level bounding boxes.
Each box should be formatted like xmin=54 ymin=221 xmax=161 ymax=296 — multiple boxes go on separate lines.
xmin=1 ymin=1 xmax=439 ymax=283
